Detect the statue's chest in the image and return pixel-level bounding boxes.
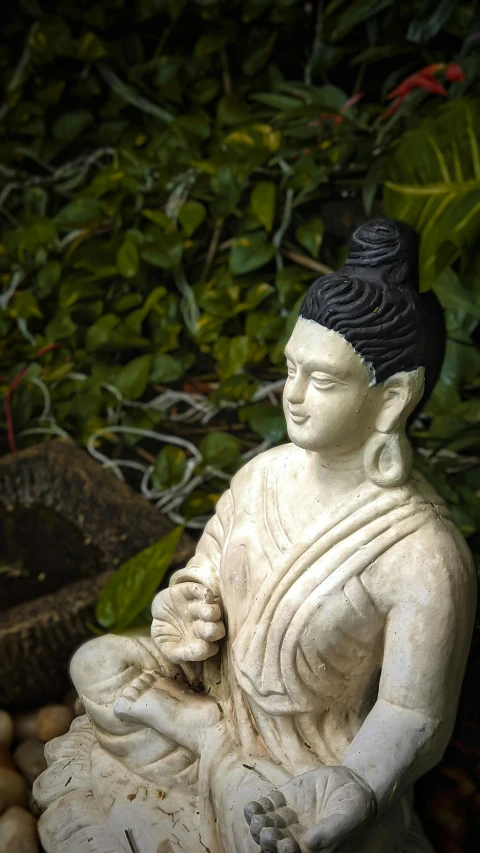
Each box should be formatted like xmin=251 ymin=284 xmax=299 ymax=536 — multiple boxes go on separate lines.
xmin=221 ymin=511 xmax=384 ymax=670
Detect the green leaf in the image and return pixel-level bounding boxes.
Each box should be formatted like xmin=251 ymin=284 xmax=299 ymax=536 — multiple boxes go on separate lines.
xmin=178 ymin=200 xmax=206 ymax=236
xmin=329 ymin=0 xmax=395 ymax=42
xmin=96 ymin=525 xmax=184 ymax=631
xmin=10 ymin=292 xmax=42 ymax=319
xmin=250 ymin=92 xmax=302 ymax=110
xmin=213 ymin=335 xmax=250 ymax=377
xmin=153 ymin=445 xmax=187 ymax=490
xmin=141 ymin=209 xmax=173 ymax=230
xmin=117 ymin=240 xmax=139 ymax=279
xmin=141 ymin=232 xmax=183 ymax=270
xmin=295 ymin=217 xmax=325 ymax=259
xmin=245 ymin=403 xmax=287 ymax=442
xmin=150 ymin=353 xmax=184 ymax=383
xmin=238 ymin=282 xmax=275 ymax=312
xmin=384 ymin=99 xmax=480 ymax=286
xmin=407 ymin=0 xmax=459 ymax=44
xmin=194 ymin=31 xmax=227 ymax=57
xmin=45 ymin=309 xmax=77 ymax=341
xmin=251 ymin=182 xmax=276 ymax=233
xmin=54 ymin=198 xmax=104 ymax=229
xmin=77 ymin=31 xmax=107 ymax=61
xmin=230 ymin=233 xmax=276 ymax=275
xmin=37 ymin=260 xmax=61 ymax=297
xmin=199 ymin=431 xmax=241 ymax=470
xmin=114 ymin=355 xmax=152 ymax=400
xmin=52 ymin=111 xmax=94 ymax=143
xmin=434 ymin=268 xmax=480 ymax=320
xmin=182 ymin=492 xmax=215 ymax=520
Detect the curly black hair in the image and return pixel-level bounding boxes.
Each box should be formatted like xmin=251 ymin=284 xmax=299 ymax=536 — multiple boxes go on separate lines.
xmin=299 ymin=218 xmax=445 ymax=403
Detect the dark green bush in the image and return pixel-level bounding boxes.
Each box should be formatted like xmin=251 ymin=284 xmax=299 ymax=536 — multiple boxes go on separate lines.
xmin=1 ymin=0 xmax=479 ymax=564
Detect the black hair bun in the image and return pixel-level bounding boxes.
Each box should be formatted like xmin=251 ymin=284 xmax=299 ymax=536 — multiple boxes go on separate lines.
xmin=341 ymin=218 xmax=420 ymax=291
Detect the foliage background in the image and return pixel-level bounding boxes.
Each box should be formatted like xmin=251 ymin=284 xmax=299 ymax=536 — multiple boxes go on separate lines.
xmin=1 ymin=0 xmax=480 ymax=570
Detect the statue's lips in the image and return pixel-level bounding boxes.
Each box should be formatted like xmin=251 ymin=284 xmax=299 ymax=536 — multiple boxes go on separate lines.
xmin=289 ymin=411 xmax=309 ymax=424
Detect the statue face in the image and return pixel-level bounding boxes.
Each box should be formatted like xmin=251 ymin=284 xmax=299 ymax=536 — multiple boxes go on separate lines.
xmin=283 ymin=318 xmax=383 ymax=454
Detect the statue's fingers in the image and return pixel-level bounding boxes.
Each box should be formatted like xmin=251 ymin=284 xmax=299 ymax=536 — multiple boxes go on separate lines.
xmin=302 ymin=814 xmax=355 ymax=851
xmin=249 ymin=814 xmax=276 ymax=843
xmin=114 ymin=696 xmax=134 ymax=719
xmin=175 ymin=639 xmax=219 ymax=662
xmin=259 ymin=827 xmax=290 ymax=852
xmin=192 ymin=619 xmax=226 ymax=642
xmin=244 ymin=801 xmax=265 ymax=826
xmin=181 ymin=583 xmax=215 ymax=604
xmin=278 ymin=839 xmax=302 ymax=853
xmin=189 ymin=601 xmax=222 ymax=621
xmin=262 ymin=791 xmax=287 ymax=810
xmin=121 ymin=685 xmax=142 ymax=700
xmin=270 ymin=807 xmax=298 ymax=827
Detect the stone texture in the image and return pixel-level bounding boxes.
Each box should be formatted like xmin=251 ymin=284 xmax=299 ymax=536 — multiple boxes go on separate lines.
xmin=0 ymin=438 xmax=194 ymax=709
xmin=0 ymin=806 xmax=39 ymax=853
xmin=36 ymin=706 xmax=73 ymax=743
xmin=0 ymin=768 xmax=28 ymax=812
xmin=0 ymin=712 xmax=13 ymax=747
xmin=14 ymin=739 xmax=47 ymax=785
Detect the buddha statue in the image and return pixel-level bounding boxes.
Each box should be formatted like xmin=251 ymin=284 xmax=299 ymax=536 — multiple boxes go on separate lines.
xmin=34 ymin=218 xmax=475 ymax=853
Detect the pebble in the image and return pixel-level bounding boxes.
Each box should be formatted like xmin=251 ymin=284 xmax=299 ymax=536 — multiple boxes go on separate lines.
xmin=0 ymin=713 xmax=13 ymax=748
xmin=0 ymin=745 xmax=16 ymax=772
xmin=0 ymin=768 xmax=28 ymax=813
xmin=13 ymin=740 xmax=47 ymax=786
xmin=13 ymin=711 xmax=39 ymax=744
xmin=0 ymin=806 xmax=39 ymax=853
xmin=36 ymin=705 xmax=73 ymax=743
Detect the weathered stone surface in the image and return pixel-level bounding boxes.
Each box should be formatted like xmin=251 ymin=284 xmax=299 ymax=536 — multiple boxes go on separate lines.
xmin=0 ymin=439 xmax=194 ymax=710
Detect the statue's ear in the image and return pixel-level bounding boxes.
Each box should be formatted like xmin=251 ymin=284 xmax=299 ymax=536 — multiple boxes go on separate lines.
xmin=375 ymin=368 xmax=425 ymax=433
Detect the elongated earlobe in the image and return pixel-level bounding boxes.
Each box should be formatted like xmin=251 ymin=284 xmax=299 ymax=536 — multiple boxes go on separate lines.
xmin=363 ymin=430 xmax=412 ymax=488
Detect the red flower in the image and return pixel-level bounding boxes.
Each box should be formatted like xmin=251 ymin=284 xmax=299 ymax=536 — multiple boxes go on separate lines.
xmin=379 ymin=62 xmax=463 ymax=121
xmin=445 ymin=62 xmax=465 ymax=83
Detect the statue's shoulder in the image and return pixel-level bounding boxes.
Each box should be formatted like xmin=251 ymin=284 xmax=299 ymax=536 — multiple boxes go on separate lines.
xmin=230 ymin=442 xmax=297 ymax=495
xmin=410 ymin=468 xmax=448 ymax=510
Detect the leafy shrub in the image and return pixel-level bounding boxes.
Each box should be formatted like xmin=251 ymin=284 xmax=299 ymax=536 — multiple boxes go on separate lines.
xmin=1 ymin=0 xmax=479 ymax=565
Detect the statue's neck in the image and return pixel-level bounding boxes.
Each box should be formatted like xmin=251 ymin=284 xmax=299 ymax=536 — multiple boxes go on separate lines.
xmin=305 ymin=447 xmax=367 ymax=505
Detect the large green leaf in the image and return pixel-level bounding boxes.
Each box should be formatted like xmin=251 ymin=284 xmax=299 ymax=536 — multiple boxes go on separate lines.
xmin=229 ymin=233 xmax=276 ymax=275
xmin=96 ymin=526 xmax=184 ymax=632
xmin=251 ymin=181 xmax=276 ymax=232
xmin=384 ymin=100 xmax=480 ymax=286
xmin=114 ymin=355 xmax=152 ymax=400
xmin=153 ymin=445 xmax=187 ymax=490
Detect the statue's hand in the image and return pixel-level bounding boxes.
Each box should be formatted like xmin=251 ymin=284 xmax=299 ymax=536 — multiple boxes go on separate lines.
xmin=244 ymin=765 xmax=376 ymax=852
xmin=151 ymin=582 xmax=226 ymax=664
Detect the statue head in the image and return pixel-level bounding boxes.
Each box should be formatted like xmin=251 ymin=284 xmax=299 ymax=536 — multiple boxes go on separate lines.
xmin=283 ymin=218 xmax=445 ymax=487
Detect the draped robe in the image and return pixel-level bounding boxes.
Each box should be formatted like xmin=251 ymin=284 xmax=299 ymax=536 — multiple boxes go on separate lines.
xmin=35 ymin=443 xmax=455 ymax=853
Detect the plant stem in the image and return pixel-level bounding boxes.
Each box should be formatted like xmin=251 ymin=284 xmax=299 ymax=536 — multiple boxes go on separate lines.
xmin=282 ymin=249 xmax=332 ymax=274
xmin=200 ymin=220 xmax=224 ymax=283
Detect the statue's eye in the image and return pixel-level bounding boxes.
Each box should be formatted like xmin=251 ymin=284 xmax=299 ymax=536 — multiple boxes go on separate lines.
xmin=286 ymin=362 xmax=296 ymax=377
xmin=311 ymin=374 xmax=336 ymax=390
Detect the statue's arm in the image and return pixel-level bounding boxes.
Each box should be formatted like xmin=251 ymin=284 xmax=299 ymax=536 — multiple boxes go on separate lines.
xmin=343 ymin=523 xmax=476 ymax=814
xmin=169 ymin=487 xmax=234 ymax=595
xmin=149 ymin=488 xmax=234 ymax=665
